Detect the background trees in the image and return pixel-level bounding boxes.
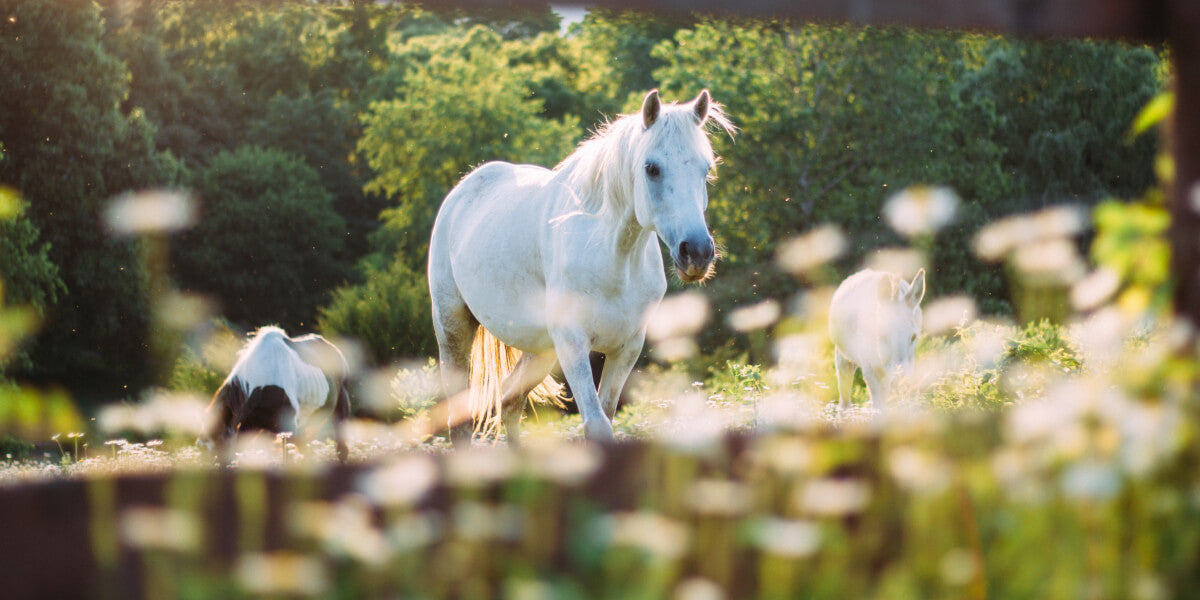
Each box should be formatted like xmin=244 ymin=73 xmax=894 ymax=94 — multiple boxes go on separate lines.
xmin=172 ymin=146 xmax=346 ymax=328
xmin=0 ymin=1 xmax=1165 ymax=397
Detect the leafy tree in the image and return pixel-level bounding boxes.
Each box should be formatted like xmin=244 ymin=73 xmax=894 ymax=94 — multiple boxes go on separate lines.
xmin=318 ymin=257 xmax=435 ymax=365
xmin=358 ymin=25 xmax=579 ymax=262
xmin=654 ymin=23 xmax=1013 ymax=310
xmin=173 ymin=146 xmax=347 ymax=328
xmin=957 ymin=37 xmax=1161 ymax=205
xmin=0 ymin=0 xmax=183 ymax=395
xmin=0 ymin=189 xmax=63 ymax=373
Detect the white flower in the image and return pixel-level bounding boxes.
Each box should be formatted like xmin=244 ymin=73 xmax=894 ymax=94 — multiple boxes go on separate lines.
xmin=883 ymin=185 xmax=959 ymax=238
xmin=775 ymin=225 xmax=847 ymax=275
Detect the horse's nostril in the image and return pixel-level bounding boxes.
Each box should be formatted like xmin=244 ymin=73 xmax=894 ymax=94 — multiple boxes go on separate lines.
xmin=679 ymin=241 xmax=690 ymax=261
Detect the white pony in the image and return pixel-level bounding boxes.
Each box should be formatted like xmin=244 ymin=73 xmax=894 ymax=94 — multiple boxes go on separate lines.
xmin=208 ymin=326 xmax=351 ymax=460
xmin=828 ymin=268 xmax=926 ymax=410
xmin=429 ymin=90 xmax=734 ymax=446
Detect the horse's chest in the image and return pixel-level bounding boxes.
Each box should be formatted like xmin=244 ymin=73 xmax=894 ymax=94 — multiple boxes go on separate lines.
xmin=553 ymin=278 xmax=662 ymax=352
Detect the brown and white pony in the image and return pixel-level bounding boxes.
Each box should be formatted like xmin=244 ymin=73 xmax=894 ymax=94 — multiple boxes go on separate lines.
xmin=208 ymin=326 xmax=351 ymax=462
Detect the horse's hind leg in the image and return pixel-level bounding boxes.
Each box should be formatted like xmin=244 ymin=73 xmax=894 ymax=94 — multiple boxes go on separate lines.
xmin=834 ymin=347 xmax=855 ymax=411
xmin=431 ymin=292 xmax=478 ymax=448
xmin=499 ymin=352 xmax=558 ymax=447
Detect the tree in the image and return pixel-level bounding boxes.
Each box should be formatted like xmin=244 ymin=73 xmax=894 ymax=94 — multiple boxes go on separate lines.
xmin=0 ymin=0 xmax=183 ymax=396
xmin=0 ymin=189 xmax=63 ymax=374
xmin=357 ymin=25 xmax=579 ymax=262
xmin=173 ymin=146 xmax=347 ymax=329
xmin=318 ymin=257 xmax=435 ymax=365
xmin=957 ymin=37 xmax=1161 ymax=205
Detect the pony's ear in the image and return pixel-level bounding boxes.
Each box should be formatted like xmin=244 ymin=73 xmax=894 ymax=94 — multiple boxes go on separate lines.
xmin=693 ymin=89 xmax=711 ymax=124
xmin=642 ymin=89 xmax=661 ymax=129
xmin=879 ymin=275 xmax=898 ymax=301
xmin=906 ymin=268 xmax=927 ymax=306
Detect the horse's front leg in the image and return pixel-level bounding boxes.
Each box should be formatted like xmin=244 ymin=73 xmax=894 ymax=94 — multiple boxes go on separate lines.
xmin=597 ymin=333 xmax=644 ymax=420
xmin=550 ymin=328 xmax=613 ymax=441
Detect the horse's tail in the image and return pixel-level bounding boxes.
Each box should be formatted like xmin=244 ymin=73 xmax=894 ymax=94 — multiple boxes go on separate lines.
xmin=469 ymin=326 xmax=565 ymax=436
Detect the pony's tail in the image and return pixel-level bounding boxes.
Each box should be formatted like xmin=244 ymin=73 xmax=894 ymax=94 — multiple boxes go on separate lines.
xmin=469 ymin=326 xmax=565 ymax=436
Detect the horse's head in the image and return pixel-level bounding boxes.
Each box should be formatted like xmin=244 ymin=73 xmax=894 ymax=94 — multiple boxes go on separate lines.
xmin=633 ymin=89 xmax=732 ymax=283
xmin=888 ymin=268 xmax=927 ymax=367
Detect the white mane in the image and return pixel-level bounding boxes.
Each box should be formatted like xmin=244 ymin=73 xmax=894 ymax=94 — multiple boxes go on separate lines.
xmin=554 ymin=99 xmax=734 ymax=225
xmin=224 ymin=325 xmax=331 ymax=418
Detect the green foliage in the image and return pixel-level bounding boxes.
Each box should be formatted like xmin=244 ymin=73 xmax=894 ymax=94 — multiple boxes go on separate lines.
xmin=1005 ymin=319 xmax=1082 ymax=372
xmin=173 ymin=146 xmax=346 ymax=328
xmin=358 ymin=25 xmax=580 ymax=261
xmin=0 ymin=0 xmax=184 ymax=395
xmin=0 ymin=189 xmax=62 ymax=373
xmin=318 ymin=257 xmax=435 ymax=365
xmin=958 ymin=37 xmax=1161 ymax=203
xmin=653 ymin=24 xmax=1016 ymax=317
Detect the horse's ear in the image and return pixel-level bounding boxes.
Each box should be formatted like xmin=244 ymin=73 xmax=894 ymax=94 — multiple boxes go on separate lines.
xmin=906 ymin=269 xmax=927 ymax=306
xmin=878 ymin=275 xmax=898 ymax=301
xmin=642 ymin=89 xmax=661 ymax=129
xmin=693 ymin=89 xmax=711 ymax=124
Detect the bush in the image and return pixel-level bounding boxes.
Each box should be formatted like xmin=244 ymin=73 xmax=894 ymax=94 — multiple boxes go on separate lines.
xmin=173 ymin=146 xmax=348 ymax=329
xmin=318 ymin=257 xmax=436 ymax=365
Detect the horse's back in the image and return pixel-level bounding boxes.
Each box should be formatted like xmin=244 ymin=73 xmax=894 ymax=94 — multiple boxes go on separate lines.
xmin=429 ymin=161 xmax=560 ymax=349
xmin=829 ymin=269 xmax=903 ymax=366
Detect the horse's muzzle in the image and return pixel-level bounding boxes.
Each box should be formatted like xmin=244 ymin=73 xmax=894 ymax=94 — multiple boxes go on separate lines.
xmin=675 ymin=236 xmax=716 ymax=283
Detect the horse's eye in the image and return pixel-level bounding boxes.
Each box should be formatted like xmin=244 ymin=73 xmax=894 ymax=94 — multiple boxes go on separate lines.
xmin=645 ymin=163 xmax=661 ymax=178
xmin=910 ymin=334 xmax=918 ymax=344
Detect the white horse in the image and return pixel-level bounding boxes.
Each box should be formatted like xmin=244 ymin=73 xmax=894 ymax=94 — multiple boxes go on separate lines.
xmin=208 ymin=326 xmax=351 ymax=461
xmin=429 ymin=89 xmax=734 ymax=446
xmin=828 ymin=268 xmax=926 ymax=410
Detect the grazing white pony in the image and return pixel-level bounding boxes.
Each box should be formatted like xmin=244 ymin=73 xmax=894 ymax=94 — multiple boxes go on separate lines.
xmin=828 ymin=269 xmax=926 ymax=410
xmin=208 ymin=326 xmax=351 ymax=461
xmin=429 ymin=90 xmax=734 ymax=446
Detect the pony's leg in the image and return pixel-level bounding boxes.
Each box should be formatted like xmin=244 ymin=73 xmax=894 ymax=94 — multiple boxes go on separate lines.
xmin=597 ymin=335 xmax=643 ymax=420
xmin=432 ymin=298 xmax=479 ymax=448
xmin=333 ymin=382 xmax=351 ymax=463
xmin=499 ymin=352 xmax=558 ymax=447
xmin=551 ymin=328 xmax=613 ymax=441
xmin=862 ymin=367 xmax=890 ymax=411
xmin=834 ymin=348 xmax=855 ymax=411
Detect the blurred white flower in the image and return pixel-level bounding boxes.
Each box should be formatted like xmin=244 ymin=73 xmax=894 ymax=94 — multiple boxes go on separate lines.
xmin=120 ymin=507 xmax=199 ymax=552
xmin=1060 ymin=460 xmax=1120 ymax=500
xmin=676 ymin=577 xmax=726 ymax=600
xmin=387 ymin=513 xmax=442 ymax=553
xmin=884 ymin=185 xmax=960 ymax=238
xmin=446 ymin=446 xmax=518 ymax=487
xmin=598 ymin=511 xmax=689 ymax=558
xmin=646 ymin=291 xmax=709 ymax=341
xmin=236 ymin=552 xmax=329 ymax=596
xmin=1071 ymin=268 xmax=1121 ymax=312
xmin=888 ymin=446 xmax=952 ymax=494
xmin=454 ymin=502 xmax=523 ymax=542
xmin=105 ymin=189 xmax=196 ymax=236
xmin=795 ymin=477 xmax=871 ymax=516
xmin=940 ymin=548 xmax=978 ymax=586
xmin=863 ymin=247 xmax=927 ymax=278
xmin=776 ymin=225 xmax=847 ymax=275
xmin=727 ymin=300 xmax=781 ymax=333
xmin=687 ymin=478 xmax=751 ymax=516
xmin=358 ymin=454 xmax=438 ymax=507
xmin=751 ymin=517 xmax=820 ymax=557
xmin=923 ymin=296 xmax=978 ymax=336
xmin=974 ymin=205 xmax=1087 ymax=262
xmin=653 ymin=337 xmax=699 ymax=362
xmin=1012 ymin=238 xmax=1086 ymax=285
xmin=523 ymin=440 xmax=601 ymax=485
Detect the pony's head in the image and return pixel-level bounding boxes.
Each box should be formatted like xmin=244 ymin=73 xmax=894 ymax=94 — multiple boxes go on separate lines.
xmin=632 ymin=89 xmax=734 ymax=282
xmin=886 ymin=268 xmax=927 ymax=367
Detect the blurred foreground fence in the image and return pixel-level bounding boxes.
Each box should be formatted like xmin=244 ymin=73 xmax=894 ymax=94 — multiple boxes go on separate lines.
xmin=2 ymin=420 xmax=1200 ymax=599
